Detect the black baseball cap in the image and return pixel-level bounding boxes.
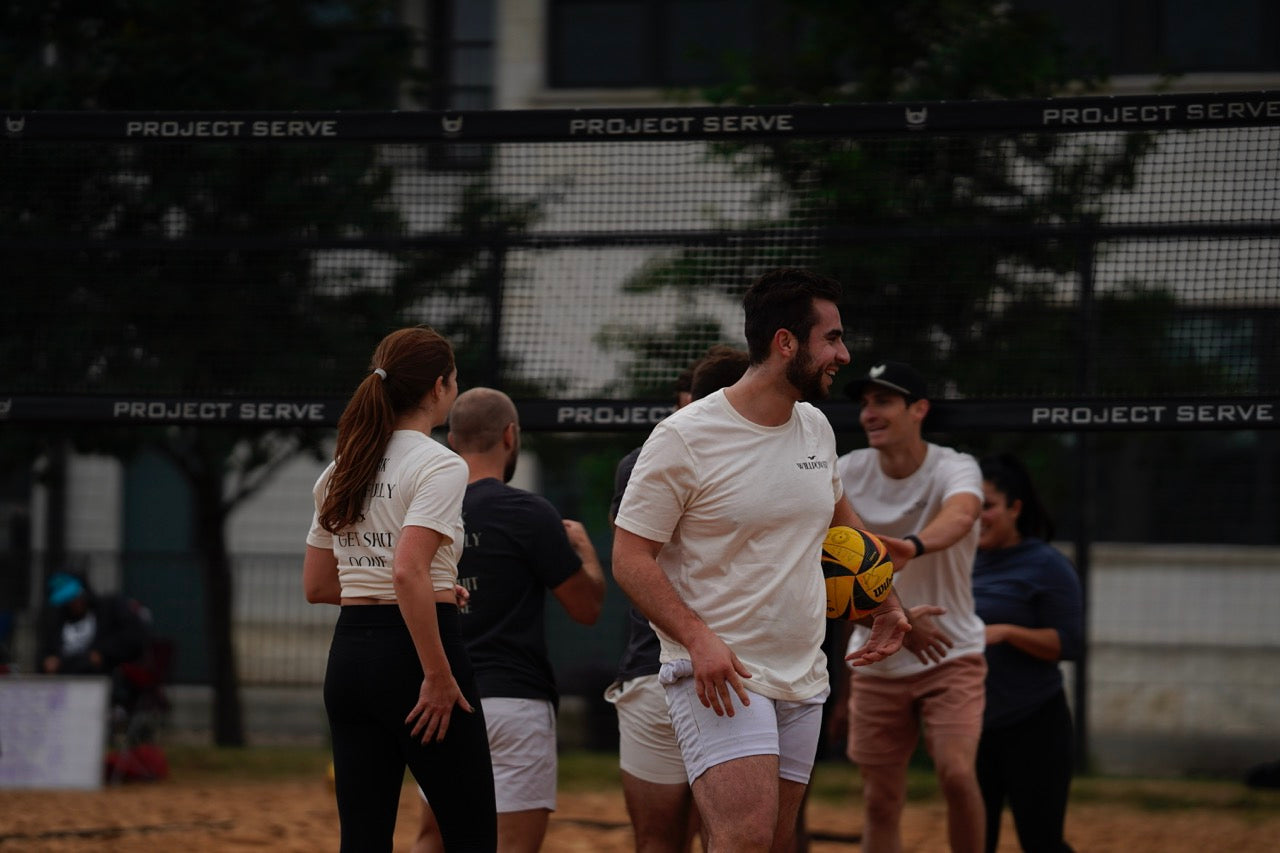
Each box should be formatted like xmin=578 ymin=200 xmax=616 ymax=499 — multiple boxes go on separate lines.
xmin=845 ymin=360 xmax=928 ymax=402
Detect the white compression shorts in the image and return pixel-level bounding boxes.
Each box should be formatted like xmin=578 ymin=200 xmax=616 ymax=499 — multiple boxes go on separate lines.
xmin=660 ymin=660 xmax=828 ymax=785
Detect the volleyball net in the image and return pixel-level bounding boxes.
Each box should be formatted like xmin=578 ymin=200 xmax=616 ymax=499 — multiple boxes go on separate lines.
xmin=3 ymin=91 xmax=1279 ymax=431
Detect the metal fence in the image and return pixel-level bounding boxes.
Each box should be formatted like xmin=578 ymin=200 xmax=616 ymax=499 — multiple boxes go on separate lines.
xmin=7 ymin=540 xmax=1279 ymax=775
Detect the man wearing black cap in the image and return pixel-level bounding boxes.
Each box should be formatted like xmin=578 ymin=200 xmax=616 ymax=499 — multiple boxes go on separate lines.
xmin=835 ymin=361 xmax=987 ymax=853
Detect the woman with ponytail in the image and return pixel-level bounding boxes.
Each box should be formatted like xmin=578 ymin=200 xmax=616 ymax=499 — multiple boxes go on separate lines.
xmin=303 ymin=326 xmax=496 ymax=852
xmin=973 ymin=453 xmax=1082 ymax=853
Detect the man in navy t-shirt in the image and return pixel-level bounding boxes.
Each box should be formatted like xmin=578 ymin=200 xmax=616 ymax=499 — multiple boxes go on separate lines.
xmin=415 ymin=387 xmax=605 ymax=853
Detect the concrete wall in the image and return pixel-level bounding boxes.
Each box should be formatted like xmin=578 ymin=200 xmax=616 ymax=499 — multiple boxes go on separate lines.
xmin=1069 ymin=543 xmax=1280 ymax=776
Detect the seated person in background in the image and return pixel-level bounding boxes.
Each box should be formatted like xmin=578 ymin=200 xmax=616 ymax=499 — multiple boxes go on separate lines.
xmin=37 ymin=571 xmax=151 ymax=709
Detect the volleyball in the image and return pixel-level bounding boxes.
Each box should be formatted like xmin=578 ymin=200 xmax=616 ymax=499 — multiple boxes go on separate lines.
xmin=822 ymin=526 xmax=895 ymax=620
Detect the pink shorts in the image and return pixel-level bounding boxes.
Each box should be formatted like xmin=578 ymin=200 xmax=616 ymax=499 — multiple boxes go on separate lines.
xmin=846 ymin=654 xmax=987 ymax=766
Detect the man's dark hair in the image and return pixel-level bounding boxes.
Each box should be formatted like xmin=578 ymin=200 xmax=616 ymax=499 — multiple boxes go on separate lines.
xmin=673 ymin=364 xmax=695 ymax=405
xmin=742 ymin=267 xmax=842 ymax=364
xmin=690 ymin=345 xmax=749 ymax=400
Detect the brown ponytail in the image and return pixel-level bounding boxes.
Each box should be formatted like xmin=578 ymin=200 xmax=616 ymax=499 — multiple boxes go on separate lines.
xmin=319 ymin=327 xmax=455 ymax=533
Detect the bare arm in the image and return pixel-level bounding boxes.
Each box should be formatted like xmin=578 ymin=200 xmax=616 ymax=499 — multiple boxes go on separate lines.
xmin=831 ymin=494 xmax=917 ymax=571
xmin=830 ymin=493 xmax=866 ymax=529
xmin=303 ymin=544 xmax=342 ymax=604
xmin=840 ymin=493 xmax=977 ymax=660
xmin=844 ymin=588 xmax=912 ymax=665
xmin=552 ymin=519 xmax=607 ymax=625
xmin=394 ymin=525 xmax=473 ymax=743
xmin=612 ymin=526 xmax=752 ymax=716
xmin=986 ymin=624 xmax=1063 ymax=662
xmin=908 ymin=492 xmax=981 ymax=566
xmin=901 ymin=604 xmax=952 ymax=664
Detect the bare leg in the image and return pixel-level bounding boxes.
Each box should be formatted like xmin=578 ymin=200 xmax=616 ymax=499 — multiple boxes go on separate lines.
xmin=690 ymin=754 xmax=779 ymax=853
xmin=411 ymin=800 xmax=445 ymax=853
xmin=621 ymin=770 xmax=699 ymax=853
xmin=930 ymin=734 xmax=984 ymax=853
xmin=859 ymin=761 xmax=907 ymax=853
xmin=773 ymin=778 xmax=809 ymax=853
xmin=497 ymin=808 xmax=551 ymax=853
xmin=419 ymin=801 xmax=553 ymax=853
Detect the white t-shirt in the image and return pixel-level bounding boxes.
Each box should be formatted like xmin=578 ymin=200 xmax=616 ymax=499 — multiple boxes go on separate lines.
xmin=307 ymin=430 xmax=467 ymax=598
xmin=614 ymin=389 xmax=842 ymax=702
xmin=838 ymin=442 xmax=985 ymax=678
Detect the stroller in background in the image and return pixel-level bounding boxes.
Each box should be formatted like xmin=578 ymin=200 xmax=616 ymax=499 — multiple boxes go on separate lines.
xmin=105 ymin=600 xmax=173 ymax=783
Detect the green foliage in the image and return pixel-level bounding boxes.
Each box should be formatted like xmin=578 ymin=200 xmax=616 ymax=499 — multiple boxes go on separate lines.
xmin=0 ymin=0 xmax=539 ymax=744
xmin=705 ymin=0 xmax=1100 ymax=104
xmin=2 ymin=1 xmax=546 ymax=459
xmin=2 ymin=0 xmax=425 ymax=429
xmin=164 ymin=742 xmax=332 ymax=780
xmin=613 ymin=0 xmax=1175 ymax=403
xmin=598 ymin=316 xmax=733 ymax=397
xmin=0 ymin=0 xmax=418 ymax=111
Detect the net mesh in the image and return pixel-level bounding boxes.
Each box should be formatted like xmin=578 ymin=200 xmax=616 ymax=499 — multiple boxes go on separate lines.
xmin=3 ymin=107 xmax=1278 ymax=406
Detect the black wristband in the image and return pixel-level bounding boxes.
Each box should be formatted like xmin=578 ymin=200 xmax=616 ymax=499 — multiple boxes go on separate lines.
xmin=905 ymin=534 xmax=926 ymax=557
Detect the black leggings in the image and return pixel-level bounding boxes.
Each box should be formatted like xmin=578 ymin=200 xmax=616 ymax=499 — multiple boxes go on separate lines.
xmin=976 ymin=690 xmax=1075 ymax=853
xmin=324 ymin=603 xmax=496 ymax=852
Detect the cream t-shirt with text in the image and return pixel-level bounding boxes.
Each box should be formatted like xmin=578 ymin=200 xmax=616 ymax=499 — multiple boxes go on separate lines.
xmin=614 ymin=389 xmax=842 ymax=702
xmin=307 ymin=430 xmax=467 ymax=598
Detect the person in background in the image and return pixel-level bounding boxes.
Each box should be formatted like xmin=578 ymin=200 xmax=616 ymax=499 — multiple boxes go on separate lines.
xmin=303 ymin=325 xmax=496 ymax=852
xmin=413 ymin=387 xmax=606 ymax=853
xmin=37 ymin=570 xmax=151 ymax=710
xmin=973 ymin=452 xmax=1083 ymax=853
xmin=605 ymin=344 xmax=750 ymax=853
xmin=834 ymin=360 xmax=987 ymax=853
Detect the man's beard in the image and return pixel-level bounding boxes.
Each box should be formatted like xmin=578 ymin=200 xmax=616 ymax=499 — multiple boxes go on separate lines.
xmin=786 ymin=345 xmax=828 ymax=402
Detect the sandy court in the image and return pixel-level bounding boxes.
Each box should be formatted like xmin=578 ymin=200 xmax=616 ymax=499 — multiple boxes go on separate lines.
xmin=2 ymin=774 xmax=1279 ymax=852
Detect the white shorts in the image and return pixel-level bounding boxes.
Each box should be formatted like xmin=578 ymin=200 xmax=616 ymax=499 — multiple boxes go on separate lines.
xmin=604 ymin=675 xmax=688 ymax=785
xmin=420 ymin=697 xmax=557 ymax=813
xmin=662 ymin=669 xmax=828 ymax=786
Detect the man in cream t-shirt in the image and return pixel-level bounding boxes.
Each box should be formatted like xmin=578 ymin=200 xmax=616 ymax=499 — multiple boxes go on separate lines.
xmin=836 ymin=360 xmax=987 ymax=853
xmin=613 ymin=268 xmax=914 ymax=853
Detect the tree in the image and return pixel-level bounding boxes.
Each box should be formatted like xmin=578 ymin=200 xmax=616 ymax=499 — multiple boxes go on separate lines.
xmin=609 ymin=0 xmax=1232 ymax=402
xmin=0 ymin=2 xmax=538 ymax=744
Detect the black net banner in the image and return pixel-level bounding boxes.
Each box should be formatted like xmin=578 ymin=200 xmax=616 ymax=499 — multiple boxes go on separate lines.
xmin=3 ymin=91 xmax=1279 ymax=430
xmin=9 ymin=91 xmax=1280 ymax=140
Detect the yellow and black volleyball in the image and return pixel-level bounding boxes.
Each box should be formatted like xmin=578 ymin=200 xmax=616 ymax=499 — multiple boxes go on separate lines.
xmin=821 ymin=526 xmax=895 ymax=621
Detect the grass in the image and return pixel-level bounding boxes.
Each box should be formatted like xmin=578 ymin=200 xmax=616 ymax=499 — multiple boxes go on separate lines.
xmin=1069 ymin=774 xmax=1280 ymax=814
xmin=808 ymin=759 xmax=942 ymax=803
xmin=158 ymin=743 xmax=1280 ymax=819
xmin=164 ymin=742 xmax=333 ymax=782
xmin=807 ymin=755 xmax=1280 ymax=817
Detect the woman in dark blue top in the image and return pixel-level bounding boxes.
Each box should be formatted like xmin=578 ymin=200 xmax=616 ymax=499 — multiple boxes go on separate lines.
xmin=973 ymin=453 xmax=1083 ymax=853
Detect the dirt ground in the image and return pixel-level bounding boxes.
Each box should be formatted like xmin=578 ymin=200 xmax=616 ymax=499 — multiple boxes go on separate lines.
xmin=2 ymin=773 xmax=1279 ymax=853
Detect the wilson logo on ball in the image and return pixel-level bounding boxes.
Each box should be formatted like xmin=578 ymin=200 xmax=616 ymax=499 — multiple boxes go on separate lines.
xmin=821 ymin=526 xmax=895 ymax=621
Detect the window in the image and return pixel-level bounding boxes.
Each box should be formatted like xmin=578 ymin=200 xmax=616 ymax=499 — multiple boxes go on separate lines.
xmin=548 ymin=0 xmax=763 ymax=89
xmin=423 ymin=0 xmax=494 ymax=109
xmin=1015 ymin=0 xmax=1280 ymax=77
xmin=418 ymin=0 xmax=494 ymax=168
